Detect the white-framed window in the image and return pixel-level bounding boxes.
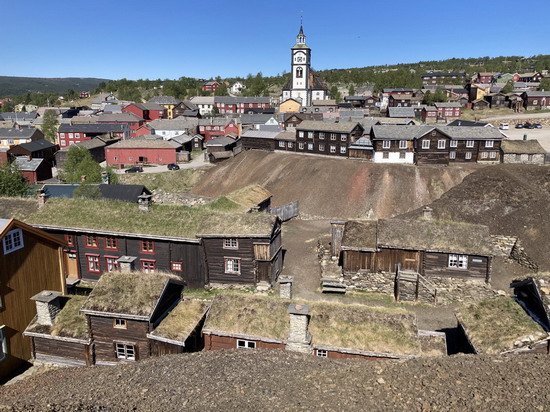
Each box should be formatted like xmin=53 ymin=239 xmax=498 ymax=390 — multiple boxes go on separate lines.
xmin=465 ymin=152 xmax=472 ymax=160
xmin=437 ymin=140 xmax=446 ymax=149
xmin=319 ymin=143 xmax=325 ymax=151
xmin=115 ymin=342 xmax=136 ymax=360
xmin=449 ymin=151 xmax=456 ymax=159
xmin=171 ymin=261 xmax=183 ymax=272
xmin=466 ymin=140 xmax=474 ymax=148
xmin=224 ymin=258 xmax=241 ymax=274
xmin=278 ymin=141 xmax=285 ymax=148
xmin=485 ymin=140 xmax=494 ymax=148
xmin=236 ymin=339 xmax=256 ymax=349
xmin=288 ymin=142 xmax=293 ymax=149
xmin=308 ymin=143 xmax=313 ymax=150
xmin=298 ymin=131 xmax=304 ymax=138
xmin=340 ymin=146 xmax=347 ymax=154
xmin=450 ymin=140 xmax=457 ymax=148
xmin=105 ymin=256 xmax=119 ymax=272
xmin=330 ymin=145 xmax=336 ymax=153
xmin=319 ymin=132 xmax=325 ymax=139
xmin=223 ymin=238 xmax=239 ymax=249
xmin=330 ymin=133 xmax=337 ymax=140
xmin=298 ymin=142 xmax=304 ymax=150
xmin=399 ymin=140 xmax=407 ymax=149
xmin=533 ymin=100 xmax=538 ymax=105
xmin=113 ymin=318 xmax=127 ymax=329
xmin=480 ymin=151 xmax=488 ymax=159
xmin=0 ymin=325 xmax=7 ymax=362
xmin=340 ymin=134 xmax=347 ymax=142
xmin=422 ymin=140 xmax=430 ymax=149
xmin=316 ymin=349 xmax=328 ymax=358
xmin=490 ymin=151 xmax=497 ymax=159
xmin=2 ymin=228 xmax=24 ymax=254
xmin=307 ymin=132 xmax=313 ymax=139
xmin=86 ymin=254 xmax=100 ymax=273
xmin=448 ymin=254 xmax=468 ymax=269
xmin=382 ymin=140 xmax=391 ymax=149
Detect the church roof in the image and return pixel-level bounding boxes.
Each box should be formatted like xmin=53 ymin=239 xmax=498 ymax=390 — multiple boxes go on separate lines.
xmin=282 ymin=68 xmax=328 ymax=93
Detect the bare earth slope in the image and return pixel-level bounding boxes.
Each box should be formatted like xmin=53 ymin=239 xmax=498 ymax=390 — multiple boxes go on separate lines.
xmin=192 ymin=151 xmax=477 ymax=219
xmin=402 ymin=164 xmax=550 ymax=270
xmin=1 ymin=350 xmax=550 ymax=411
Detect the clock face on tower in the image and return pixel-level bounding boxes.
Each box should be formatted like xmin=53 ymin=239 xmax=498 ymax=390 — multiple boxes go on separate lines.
xmin=294 ymin=52 xmax=307 ymax=64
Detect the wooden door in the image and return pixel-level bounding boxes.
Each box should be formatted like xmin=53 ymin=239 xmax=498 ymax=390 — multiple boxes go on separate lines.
xmin=64 ymin=251 xmax=80 ymax=279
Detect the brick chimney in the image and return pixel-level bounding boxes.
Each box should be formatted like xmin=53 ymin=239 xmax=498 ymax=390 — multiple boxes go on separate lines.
xmin=330 ymin=220 xmax=346 ymax=259
xmin=278 ymin=276 xmax=293 ymax=299
xmin=422 ymin=206 xmax=433 ymax=220
xmin=37 ymin=188 xmax=49 ymax=209
xmin=31 ymin=291 xmax=62 ymax=326
xmin=286 ymin=304 xmax=312 ymax=354
xmin=138 ymin=194 xmax=152 ymax=212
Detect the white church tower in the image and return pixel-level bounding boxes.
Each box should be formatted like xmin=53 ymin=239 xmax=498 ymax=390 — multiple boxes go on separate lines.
xmin=282 ymin=23 xmax=328 ymax=107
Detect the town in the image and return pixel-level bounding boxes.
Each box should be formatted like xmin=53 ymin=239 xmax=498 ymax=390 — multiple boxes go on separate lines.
xmin=1 ymin=6 xmax=550 ymax=410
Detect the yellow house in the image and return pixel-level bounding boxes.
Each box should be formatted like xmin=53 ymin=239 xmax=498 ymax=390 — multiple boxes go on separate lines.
xmin=147 ymin=96 xmax=181 ymax=119
xmin=279 ymin=98 xmax=302 ymax=113
xmin=0 ymin=128 xmax=43 ymax=149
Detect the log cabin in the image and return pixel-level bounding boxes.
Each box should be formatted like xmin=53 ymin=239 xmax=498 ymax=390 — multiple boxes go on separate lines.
xmin=203 ymin=294 xmax=445 ymax=359
xmin=0 ymin=218 xmax=66 ymax=383
xmin=295 ymin=120 xmax=364 ymax=158
xmin=27 ymin=197 xmax=282 ymax=288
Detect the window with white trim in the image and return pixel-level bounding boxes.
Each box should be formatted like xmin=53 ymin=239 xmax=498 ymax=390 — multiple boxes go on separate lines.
xmin=223 ymin=238 xmax=239 ymax=249
xmin=330 ymin=133 xmax=337 ymax=140
xmin=288 ymin=142 xmax=293 ymax=149
xmin=340 ymin=134 xmax=347 ymax=142
xmin=307 ymin=143 xmax=313 ymax=150
xmin=2 ymin=229 xmax=24 ymax=254
xmin=449 ymin=151 xmax=456 ymax=159
xmin=316 ymin=349 xmax=328 ymax=358
xmin=340 ymin=146 xmax=347 ymax=154
xmin=448 ymin=254 xmax=468 ymax=269
xmin=437 ymin=140 xmax=446 ymax=149
xmin=113 ymin=318 xmax=127 ymax=329
xmin=298 ymin=142 xmax=304 ymax=150
xmin=0 ymin=325 xmax=7 ymax=362
xmin=465 ymin=152 xmax=472 ymax=160
xmin=278 ymin=141 xmax=285 ymax=148
xmin=224 ymin=258 xmax=241 ymax=274
xmin=382 ymin=140 xmax=391 ymax=149
xmin=485 ymin=140 xmax=494 ymax=148
xmin=307 ymin=132 xmax=313 ymax=139
xmin=105 ymin=256 xmax=119 ymax=272
xmin=422 ymin=140 xmax=430 ymax=149
xmin=298 ymin=131 xmax=304 ymax=138
xmin=171 ymin=261 xmax=183 ymax=272
xmin=87 ymin=254 xmax=100 ymax=273
xmin=466 ymin=140 xmax=474 ymax=148
xmin=236 ymin=339 xmax=256 ymax=349
xmin=399 ymin=140 xmax=407 ymax=149
xmin=141 ymin=259 xmax=156 ymax=273
xmin=319 ymin=143 xmax=325 ymax=151
xmin=489 ymin=151 xmax=497 ymax=159
xmin=450 ymin=140 xmax=458 ymax=148
xmin=115 ymin=342 xmax=136 ymax=360
xmin=330 ymin=145 xmax=336 ymax=153
xmin=319 ymin=132 xmax=325 ymax=139
xmin=480 ymin=151 xmax=488 ymax=159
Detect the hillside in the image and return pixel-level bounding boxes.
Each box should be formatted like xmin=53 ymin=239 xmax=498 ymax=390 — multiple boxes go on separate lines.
xmin=191 ymin=150 xmax=477 ymax=219
xmin=2 ymin=350 xmax=550 ymax=411
xmin=402 ymin=164 xmax=550 ymax=270
xmin=0 ymin=76 xmax=108 ymax=96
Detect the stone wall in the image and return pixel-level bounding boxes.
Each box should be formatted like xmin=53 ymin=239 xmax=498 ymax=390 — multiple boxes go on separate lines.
xmin=343 ymin=271 xmax=395 ymax=295
xmin=510 ymin=240 xmax=539 ymax=270
xmin=502 ymin=153 xmax=545 ymax=164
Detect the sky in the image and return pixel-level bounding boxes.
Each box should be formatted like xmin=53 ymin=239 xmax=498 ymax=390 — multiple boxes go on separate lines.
xmin=1 ymin=0 xmax=549 ymax=80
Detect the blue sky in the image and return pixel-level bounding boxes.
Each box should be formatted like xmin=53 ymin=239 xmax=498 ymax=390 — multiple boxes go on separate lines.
xmin=1 ymin=0 xmax=549 ymax=80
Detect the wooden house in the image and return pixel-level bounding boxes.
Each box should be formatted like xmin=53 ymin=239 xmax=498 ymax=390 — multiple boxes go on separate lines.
xmin=8 ymin=139 xmax=58 ymax=166
xmin=421 ymin=106 xmax=438 ymax=123
xmin=521 ymin=91 xmax=550 ymax=110
xmin=0 ymin=218 xmax=66 ymax=382
xmin=388 ymin=93 xmax=413 ymax=107
xmin=274 ymin=131 xmax=296 ymax=151
xmin=282 ymin=112 xmax=323 ymax=129
xmin=147 ymin=96 xmax=182 ymax=119
xmin=205 ymin=136 xmax=240 ymax=163
xmin=12 ymin=157 xmax=53 ymax=183
xmin=500 ymin=140 xmax=546 ymax=164
xmin=456 ymin=296 xmax=550 ymax=355
xmin=80 ymin=272 xmax=184 ymax=365
xmin=433 ymin=102 xmax=461 ymax=120
xmin=371 ymin=125 xmax=426 ymax=164
xmin=512 ymin=72 xmax=543 ymax=83
xmin=241 ymin=130 xmax=279 ymax=151
xmin=471 ymin=99 xmax=490 ymax=111
xmin=122 ymin=103 xmax=166 ymax=122
xmin=348 ymin=136 xmax=374 ymax=160
xmin=0 ymin=127 xmax=44 ymax=150
xmin=57 ymin=123 xmax=128 ymax=148
xmin=28 ymin=197 xmax=282 ymax=288
xmin=279 ymin=98 xmax=302 ymax=113
xmin=225 ymin=184 xmax=272 ymax=212
xmin=105 ymin=135 xmax=180 ymax=167
xmin=23 ymin=294 xmax=92 ymax=366
xmin=55 ymin=138 xmax=110 ymax=169
xmin=295 ymin=120 xmax=364 ymax=158
xmin=192 ymin=134 xmax=204 ymax=150
xmin=485 ymin=93 xmax=508 ymax=109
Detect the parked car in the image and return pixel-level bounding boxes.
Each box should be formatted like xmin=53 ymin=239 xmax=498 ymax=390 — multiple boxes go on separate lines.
xmin=515 ymin=123 xmax=524 ymax=129
xmin=524 ymin=122 xmax=535 ymax=129
xmin=167 ymin=163 xmax=180 ymax=170
xmin=534 ymin=123 xmax=543 ymax=129
xmin=499 ymin=123 xmax=509 ymax=130
xmin=124 ymin=166 xmax=143 ymax=173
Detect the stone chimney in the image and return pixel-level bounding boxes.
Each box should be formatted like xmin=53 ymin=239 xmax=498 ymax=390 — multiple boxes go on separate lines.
xmin=422 ymin=206 xmax=433 ymax=220
xmin=37 ymin=188 xmax=49 ymax=209
xmin=31 ymin=291 xmax=62 ymax=326
xmin=138 ymin=194 xmax=153 ymax=212
xmin=101 ymin=171 xmax=110 ymax=184
xmin=117 ymin=256 xmax=137 ymax=273
xmin=278 ymin=276 xmax=293 ymax=299
xmin=330 ymin=220 xmax=346 ymax=259
xmin=286 ymin=304 xmax=312 ymax=354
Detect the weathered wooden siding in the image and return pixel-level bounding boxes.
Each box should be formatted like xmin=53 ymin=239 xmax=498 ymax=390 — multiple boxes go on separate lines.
xmin=414 ymin=129 xmax=450 ymax=165
xmin=149 ymin=339 xmax=185 ymax=356
xmin=349 ymin=149 xmax=373 ymax=159
xmin=343 ymin=250 xmax=374 ymax=272
xmin=423 ymin=252 xmax=489 ymax=280
xmin=242 ymin=137 xmax=276 ymax=151
xmin=204 ymin=334 xmax=284 ymax=351
xmin=89 ymin=315 xmax=150 ymax=363
xmin=32 ymin=337 xmax=91 ymax=366
xmin=375 ymin=249 xmax=420 ymax=273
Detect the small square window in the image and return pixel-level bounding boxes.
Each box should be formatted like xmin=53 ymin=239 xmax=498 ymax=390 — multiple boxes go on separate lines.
xmin=237 ymin=339 xmax=256 ymax=349
xmin=383 ymin=152 xmax=389 ymax=159
xmin=340 ymin=134 xmax=347 ymax=142
xmin=87 ymin=254 xmax=100 ymax=273
xmin=141 ymin=240 xmax=154 ymax=253
xmin=3 ymin=229 xmax=24 ymax=254
xmin=329 ymin=145 xmax=336 ymax=153
xmin=319 ymin=132 xmax=325 ymax=139
xmin=319 ymin=143 xmax=325 ymax=151
xmin=105 ymin=256 xmax=119 ymax=272
xmin=86 ymin=236 xmax=98 ymax=248
xmin=340 ymin=146 xmax=347 ymax=154
xmin=114 ymin=318 xmax=127 ymax=329
xmin=65 ymin=235 xmax=74 ymax=246
xmin=141 ymin=259 xmax=156 ymax=272
xmin=278 ymin=141 xmax=285 ymax=148
xmin=171 ymin=261 xmax=183 ymax=272
xmin=480 ymin=151 xmax=488 ymax=159
xmin=308 ymin=143 xmax=313 ymax=150
xmin=399 ymin=151 xmax=406 ymax=159
xmin=223 ymin=238 xmax=238 ymax=249
xmin=316 ymin=349 xmax=328 ymax=358
xmin=298 ymin=142 xmax=304 ymax=150
xmin=450 ymin=151 xmax=456 ymax=159
xmin=485 ymin=140 xmax=494 ymax=148
xmin=115 ymin=343 xmax=135 ymax=360
xmin=225 ymin=258 xmax=241 ymax=274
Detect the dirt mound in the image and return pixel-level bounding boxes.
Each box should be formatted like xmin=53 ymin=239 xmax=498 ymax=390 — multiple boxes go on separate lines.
xmin=402 ymin=164 xmax=550 ymax=270
xmin=2 ymin=350 xmax=550 ymax=411
xmin=192 ymin=151 xmax=477 ymax=219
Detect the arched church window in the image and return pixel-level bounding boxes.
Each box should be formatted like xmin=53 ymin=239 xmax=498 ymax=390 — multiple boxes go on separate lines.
xmin=296 ymin=67 xmax=303 ymax=78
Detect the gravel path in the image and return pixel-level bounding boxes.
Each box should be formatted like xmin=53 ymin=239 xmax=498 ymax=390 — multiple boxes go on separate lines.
xmin=1 ymin=350 xmax=549 ymax=411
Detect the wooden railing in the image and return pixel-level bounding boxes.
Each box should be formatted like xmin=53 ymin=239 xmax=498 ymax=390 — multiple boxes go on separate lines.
xmin=395 ymin=264 xmax=437 ymax=303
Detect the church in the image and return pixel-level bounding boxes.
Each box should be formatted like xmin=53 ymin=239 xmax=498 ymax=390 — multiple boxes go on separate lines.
xmin=281 ymin=24 xmax=329 ymax=107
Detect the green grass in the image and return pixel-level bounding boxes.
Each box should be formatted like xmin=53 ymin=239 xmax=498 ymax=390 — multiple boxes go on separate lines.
xmin=118 ymin=169 xmax=206 ymax=192
xmin=205 ymin=196 xmax=240 ymax=212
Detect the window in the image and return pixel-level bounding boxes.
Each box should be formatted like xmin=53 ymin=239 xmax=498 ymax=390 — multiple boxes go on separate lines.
xmin=86 ymin=235 xmax=98 ymax=248
xmin=480 ymin=151 xmax=488 ymax=159
xmin=105 ymin=256 xmax=119 ymax=272
xmin=308 ymin=132 xmax=313 ymax=139
xmin=237 ymin=339 xmax=256 ymax=349
xmin=113 ymin=318 xmax=127 ymax=329
xmin=86 ymin=254 xmax=100 ymax=273
xmin=65 ymin=234 xmax=74 ymax=247
xmin=225 ymin=258 xmax=241 ymax=274
xmin=319 ymin=132 xmax=325 ymax=139
xmin=450 ymin=140 xmax=457 ymax=148
xmin=399 ymin=151 xmax=406 ymax=159
xmin=528 ymin=154 xmax=534 ymax=162
xmin=115 ymin=343 xmax=136 ymax=360
xmin=382 ymin=140 xmax=391 ymax=149
xmin=340 ymin=134 xmax=347 ymax=142
xmin=105 ymin=237 xmax=118 ymax=250
xmin=485 ymin=140 xmax=494 ymax=148
xmin=141 ymin=259 xmax=156 ymax=272
xmin=319 ymin=143 xmax=325 ymax=151
xmin=141 ymin=240 xmax=154 ymax=253
xmin=288 ymin=142 xmax=293 ymax=149
xmin=2 ymin=229 xmax=24 ymax=254
xmin=448 ymin=254 xmax=468 ymax=269
xmin=422 ymin=140 xmax=430 ymax=149
xmin=298 ymin=142 xmax=304 ymax=150
xmin=0 ymin=325 xmax=7 ymax=362
xmin=437 ymin=140 xmax=446 ymax=149
xmin=316 ymin=349 xmax=328 ymax=358
xmin=465 ymin=152 xmax=472 ymax=160
xmin=329 ymin=145 xmax=336 ymax=153
xmin=171 ymin=261 xmax=183 ymax=272
xmin=330 ymin=133 xmax=336 ymax=140
xmin=278 ymin=141 xmax=285 ymax=148
xmin=449 ymin=151 xmax=456 ymax=159
xmin=533 ymin=99 xmax=538 ymax=105
xmin=223 ymin=238 xmax=239 ymax=249
xmin=340 ymin=146 xmax=347 ymax=154
xmin=296 ymin=67 xmax=303 ymax=78
xmin=307 ymin=143 xmax=313 ymax=151
xmin=431 ymin=130 xmax=437 ymax=137
xmin=466 ymin=140 xmax=474 ymax=148
xmin=383 ymin=152 xmax=389 ymax=159
xmin=489 ymin=151 xmax=497 ymax=159
xmin=298 ymin=131 xmax=304 ymax=138
xmin=399 ymin=140 xmax=407 ymax=149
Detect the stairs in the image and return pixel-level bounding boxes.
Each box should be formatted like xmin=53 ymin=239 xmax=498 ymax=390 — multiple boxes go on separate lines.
xmin=395 ymin=265 xmax=437 ymax=303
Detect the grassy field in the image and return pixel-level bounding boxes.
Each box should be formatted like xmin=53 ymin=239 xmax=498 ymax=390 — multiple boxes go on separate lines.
xmin=118 ymin=169 xmax=206 ymax=192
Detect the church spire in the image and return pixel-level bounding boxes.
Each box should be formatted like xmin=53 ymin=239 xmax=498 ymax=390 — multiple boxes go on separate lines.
xmin=296 ymin=18 xmax=306 ymax=45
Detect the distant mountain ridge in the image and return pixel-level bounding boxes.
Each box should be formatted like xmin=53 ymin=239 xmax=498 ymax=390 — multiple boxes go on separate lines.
xmin=0 ymin=76 xmax=109 ymax=96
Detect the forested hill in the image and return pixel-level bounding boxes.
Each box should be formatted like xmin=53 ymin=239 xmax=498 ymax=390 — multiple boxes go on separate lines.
xmin=0 ymin=76 xmax=108 ymax=96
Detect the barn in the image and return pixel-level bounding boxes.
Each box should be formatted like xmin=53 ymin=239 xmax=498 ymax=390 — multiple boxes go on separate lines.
xmin=105 ymin=135 xmax=180 ymax=167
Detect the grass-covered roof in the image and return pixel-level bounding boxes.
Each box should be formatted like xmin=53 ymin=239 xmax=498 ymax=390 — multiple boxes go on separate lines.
xmin=0 ymin=197 xmax=38 ymax=220
xmin=28 ymin=198 xmax=277 ymax=238
xmin=456 ymin=297 xmax=547 ymax=354
xmin=150 ymin=299 xmax=210 ymax=343
xmin=225 ymin=185 xmax=272 ymax=212
xmin=81 ymin=271 xmax=181 ymax=318
xmin=341 ymin=220 xmax=378 ymax=251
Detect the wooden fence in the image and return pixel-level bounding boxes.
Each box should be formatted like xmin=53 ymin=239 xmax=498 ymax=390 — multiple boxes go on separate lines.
xmin=269 ymin=201 xmax=299 ymax=222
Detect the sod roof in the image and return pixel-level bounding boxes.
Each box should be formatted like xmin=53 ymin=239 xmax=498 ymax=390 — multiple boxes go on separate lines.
xmin=309 ymin=301 xmax=422 ymax=356
xmin=149 ymin=299 xmax=210 ymax=343
xmin=80 ymin=271 xmax=181 ymax=319
xmin=28 ymin=198 xmax=277 ymax=239
xmin=340 ymin=220 xmax=377 ymax=251
xmin=203 ymin=295 xmax=290 ymax=342
xmin=0 ymin=197 xmax=38 ymax=220
xmin=456 ymin=297 xmax=547 ymax=354
xmin=225 ymin=185 xmax=272 ymax=212
xmin=501 ymin=139 xmax=546 ymax=155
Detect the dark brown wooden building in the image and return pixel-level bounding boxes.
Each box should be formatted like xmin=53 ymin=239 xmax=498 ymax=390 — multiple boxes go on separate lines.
xmin=8 ymin=139 xmax=58 ymax=166
xmin=295 ymin=120 xmax=364 ymax=158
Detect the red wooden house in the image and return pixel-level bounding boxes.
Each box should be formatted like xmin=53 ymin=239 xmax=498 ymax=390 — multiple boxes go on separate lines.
xmin=198 ymin=118 xmax=240 ymax=142
xmin=202 ymin=81 xmax=221 ymax=93
xmin=57 ymin=124 xmax=128 ymax=148
xmin=122 ymin=103 xmax=165 ymax=122
xmin=96 ymin=113 xmax=144 ymax=138
xmin=13 ymin=157 xmax=53 ymax=183
xmin=105 ymin=136 xmax=179 ymax=167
